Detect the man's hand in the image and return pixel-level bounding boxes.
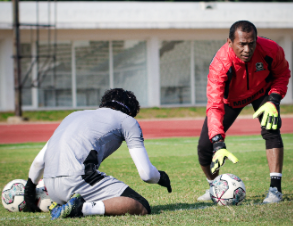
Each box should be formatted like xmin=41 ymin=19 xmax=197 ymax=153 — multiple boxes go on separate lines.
xmin=24 ymin=178 xmax=41 ymax=212
xmin=253 ymin=102 xmax=278 ymax=130
xmin=210 ymin=142 xmax=238 ymax=174
xmin=253 ymin=93 xmax=281 ymax=130
xmin=158 ymin=171 xmax=172 ymax=193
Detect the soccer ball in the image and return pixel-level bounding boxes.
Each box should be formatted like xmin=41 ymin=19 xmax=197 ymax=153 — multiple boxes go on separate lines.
xmin=2 ymin=179 xmax=26 ymax=212
xmin=36 ymin=179 xmax=53 ymax=212
xmin=209 ymin=173 xmax=246 ymax=206
xmin=2 ymin=179 xmax=53 ymax=213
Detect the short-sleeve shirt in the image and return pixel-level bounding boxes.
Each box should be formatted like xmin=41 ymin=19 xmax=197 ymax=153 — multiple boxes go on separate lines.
xmin=43 ymin=108 xmax=144 ymax=178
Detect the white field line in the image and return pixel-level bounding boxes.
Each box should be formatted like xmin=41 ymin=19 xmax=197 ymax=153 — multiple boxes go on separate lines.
xmin=174 ymin=202 xmax=263 ymax=212
xmin=0 ymin=145 xmax=44 ymax=150
xmin=0 ymin=215 xmax=47 ymax=221
xmin=225 ymin=205 xmax=236 ymax=215
xmin=0 ymin=204 xmax=265 ymax=222
xmin=175 ymin=205 xmax=210 ymax=211
xmin=145 ymin=136 xmax=292 ymax=144
xmin=103 ymin=148 xmax=264 ymax=159
xmin=0 ymin=136 xmax=291 ymax=150
xmin=0 ymin=202 xmax=267 ymax=220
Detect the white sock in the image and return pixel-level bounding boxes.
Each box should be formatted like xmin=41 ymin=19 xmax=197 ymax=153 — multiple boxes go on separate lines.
xmin=207 ymin=178 xmax=214 ymax=185
xmin=82 ymin=201 xmax=105 ymax=216
xmin=270 ymin=173 xmax=282 ymax=177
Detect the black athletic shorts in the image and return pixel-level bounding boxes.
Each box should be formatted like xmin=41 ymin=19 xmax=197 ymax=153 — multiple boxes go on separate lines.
xmin=121 ymin=186 xmax=151 ymax=214
xmin=197 ymin=89 xmax=283 ymax=166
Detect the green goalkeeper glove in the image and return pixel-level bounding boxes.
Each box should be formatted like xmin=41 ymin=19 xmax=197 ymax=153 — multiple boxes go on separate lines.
xmin=210 ymin=142 xmax=239 ymax=174
xmin=253 ymin=93 xmax=281 ymax=130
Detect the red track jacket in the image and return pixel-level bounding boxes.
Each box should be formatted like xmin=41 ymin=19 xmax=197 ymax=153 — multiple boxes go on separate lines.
xmin=207 ymin=37 xmax=291 ymax=140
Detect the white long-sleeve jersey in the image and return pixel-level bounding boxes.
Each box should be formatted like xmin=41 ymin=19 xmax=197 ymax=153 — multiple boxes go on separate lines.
xmin=29 ymin=108 xmax=160 ymax=184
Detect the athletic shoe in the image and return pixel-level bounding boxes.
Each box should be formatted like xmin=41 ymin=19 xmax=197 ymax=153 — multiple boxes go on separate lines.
xmin=263 ymin=187 xmax=282 ymax=204
xmin=197 ymin=189 xmax=211 ymax=201
xmin=50 ymin=193 xmax=85 ymax=220
xmin=49 ymin=201 xmax=60 ymax=214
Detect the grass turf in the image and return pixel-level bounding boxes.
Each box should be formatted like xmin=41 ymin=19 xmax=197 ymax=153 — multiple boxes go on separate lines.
xmin=0 ymin=134 xmax=293 ymax=225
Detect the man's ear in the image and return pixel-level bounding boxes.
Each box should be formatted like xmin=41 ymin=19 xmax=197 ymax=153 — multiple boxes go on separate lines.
xmin=227 ymin=38 xmax=232 ymax=48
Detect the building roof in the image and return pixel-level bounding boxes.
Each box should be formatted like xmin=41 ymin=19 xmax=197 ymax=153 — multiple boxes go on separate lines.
xmin=0 ymin=1 xmax=293 ymax=29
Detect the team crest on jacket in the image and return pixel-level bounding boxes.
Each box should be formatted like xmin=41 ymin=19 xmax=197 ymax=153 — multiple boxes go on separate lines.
xmin=255 ymin=62 xmax=264 ymax=72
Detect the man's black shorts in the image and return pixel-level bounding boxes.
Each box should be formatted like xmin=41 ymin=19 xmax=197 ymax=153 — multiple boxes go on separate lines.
xmin=121 ymin=186 xmax=151 ymax=214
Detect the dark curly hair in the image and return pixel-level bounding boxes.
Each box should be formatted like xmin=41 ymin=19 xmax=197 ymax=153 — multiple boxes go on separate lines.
xmin=229 ymin=20 xmax=257 ymax=42
xmin=99 ymin=88 xmax=140 ymax=117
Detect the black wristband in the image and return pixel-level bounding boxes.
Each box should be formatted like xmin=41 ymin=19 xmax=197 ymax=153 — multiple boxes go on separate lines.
xmin=268 ymin=93 xmax=281 ymax=106
xmin=213 ymin=141 xmax=226 ymax=153
xmin=211 ymin=134 xmax=224 ymax=143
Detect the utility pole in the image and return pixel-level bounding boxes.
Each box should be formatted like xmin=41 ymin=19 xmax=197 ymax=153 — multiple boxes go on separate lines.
xmin=13 ymin=0 xmax=22 ymax=118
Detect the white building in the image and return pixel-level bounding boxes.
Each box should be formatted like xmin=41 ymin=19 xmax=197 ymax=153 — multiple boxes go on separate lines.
xmin=0 ymin=1 xmax=292 ymax=111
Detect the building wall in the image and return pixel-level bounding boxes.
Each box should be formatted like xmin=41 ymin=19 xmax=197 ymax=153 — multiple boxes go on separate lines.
xmin=1 ymin=1 xmax=293 ymax=111
xmin=0 ymin=28 xmax=293 ymax=111
xmin=278 ymin=34 xmax=293 ymax=104
xmin=0 ymin=31 xmax=14 ymax=111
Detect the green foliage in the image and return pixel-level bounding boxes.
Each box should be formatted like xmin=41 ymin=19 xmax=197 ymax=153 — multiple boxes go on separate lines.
xmin=0 ymin=134 xmax=293 ymax=225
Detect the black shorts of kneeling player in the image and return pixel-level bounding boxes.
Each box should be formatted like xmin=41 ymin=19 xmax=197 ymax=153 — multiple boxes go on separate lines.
xmin=120 ymin=186 xmax=151 ymax=214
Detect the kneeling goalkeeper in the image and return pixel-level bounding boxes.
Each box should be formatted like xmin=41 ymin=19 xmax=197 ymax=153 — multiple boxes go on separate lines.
xmin=24 ymin=88 xmax=172 ymax=219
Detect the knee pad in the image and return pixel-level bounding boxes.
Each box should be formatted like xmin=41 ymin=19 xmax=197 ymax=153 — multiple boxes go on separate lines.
xmin=261 ymin=128 xmax=283 ymax=149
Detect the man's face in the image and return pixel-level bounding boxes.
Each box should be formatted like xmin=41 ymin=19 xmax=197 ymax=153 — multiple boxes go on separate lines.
xmin=228 ymin=29 xmax=257 ymax=62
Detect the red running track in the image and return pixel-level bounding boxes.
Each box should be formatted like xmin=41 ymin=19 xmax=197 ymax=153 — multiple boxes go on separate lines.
xmin=0 ymin=117 xmax=293 ymax=144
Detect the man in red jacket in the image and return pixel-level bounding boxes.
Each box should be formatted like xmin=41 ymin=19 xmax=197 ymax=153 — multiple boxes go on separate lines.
xmin=197 ymin=20 xmax=290 ymax=204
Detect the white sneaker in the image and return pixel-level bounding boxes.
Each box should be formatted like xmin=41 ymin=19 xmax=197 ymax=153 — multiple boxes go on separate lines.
xmin=197 ymin=189 xmax=211 ymax=201
xmin=263 ymin=187 xmax=282 ymax=204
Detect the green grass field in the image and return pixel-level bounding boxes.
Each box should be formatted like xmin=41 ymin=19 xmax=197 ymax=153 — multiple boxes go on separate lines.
xmin=0 ymin=134 xmax=293 ymax=225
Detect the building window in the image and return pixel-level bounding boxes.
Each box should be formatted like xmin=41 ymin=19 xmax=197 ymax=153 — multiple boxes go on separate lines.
xmin=160 ymin=40 xmax=226 ymax=106
xmin=193 ymin=40 xmax=226 ymax=104
xmin=75 ymin=41 xmax=109 ymax=107
xmin=160 ymin=41 xmax=191 ymax=105
xmin=38 ymin=42 xmax=72 ymax=107
xmin=113 ymin=40 xmax=148 ymax=107
xmin=20 ymin=43 xmax=32 ymax=106
xmin=35 ymin=40 xmax=147 ymax=108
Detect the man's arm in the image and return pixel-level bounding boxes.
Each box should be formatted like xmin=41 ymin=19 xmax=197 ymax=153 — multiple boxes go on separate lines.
xmin=129 ymin=147 xmax=160 ymax=183
xmin=206 ymin=47 xmax=239 ymax=173
xmin=253 ymin=44 xmax=290 ymax=130
xmin=206 ymin=53 xmax=229 ymax=141
xmin=129 ymin=147 xmax=172 ymax=193
xmin=122 ymin=117 xmax=171 ymax=192
xmin=269 ymin=44 xmax=291 ymax=98
xmin=24 ymin=142 xmax=48 ymax=212
xmin=28 ymin=143 xmax=47 ymax=183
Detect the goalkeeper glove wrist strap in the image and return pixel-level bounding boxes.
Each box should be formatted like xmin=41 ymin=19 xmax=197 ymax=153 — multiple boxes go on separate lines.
xmin=213 ymin=141 xmax=226 ymax=153
xmin=268 ymin=93 xmax=281 ymax=106
xmin=158 ymin=171 xmax=167 ymax=185
xmin=25 ymin=178 xmax=37 ymax=191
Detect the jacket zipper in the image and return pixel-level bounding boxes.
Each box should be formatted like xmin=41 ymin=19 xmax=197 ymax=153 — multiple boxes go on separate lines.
xmin=245 ymin=63 xmax=249 ymax=90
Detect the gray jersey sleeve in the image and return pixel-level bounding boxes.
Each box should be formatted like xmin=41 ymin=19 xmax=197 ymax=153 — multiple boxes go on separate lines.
xmin=121 ymin=117 xmax=144 ymax=149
